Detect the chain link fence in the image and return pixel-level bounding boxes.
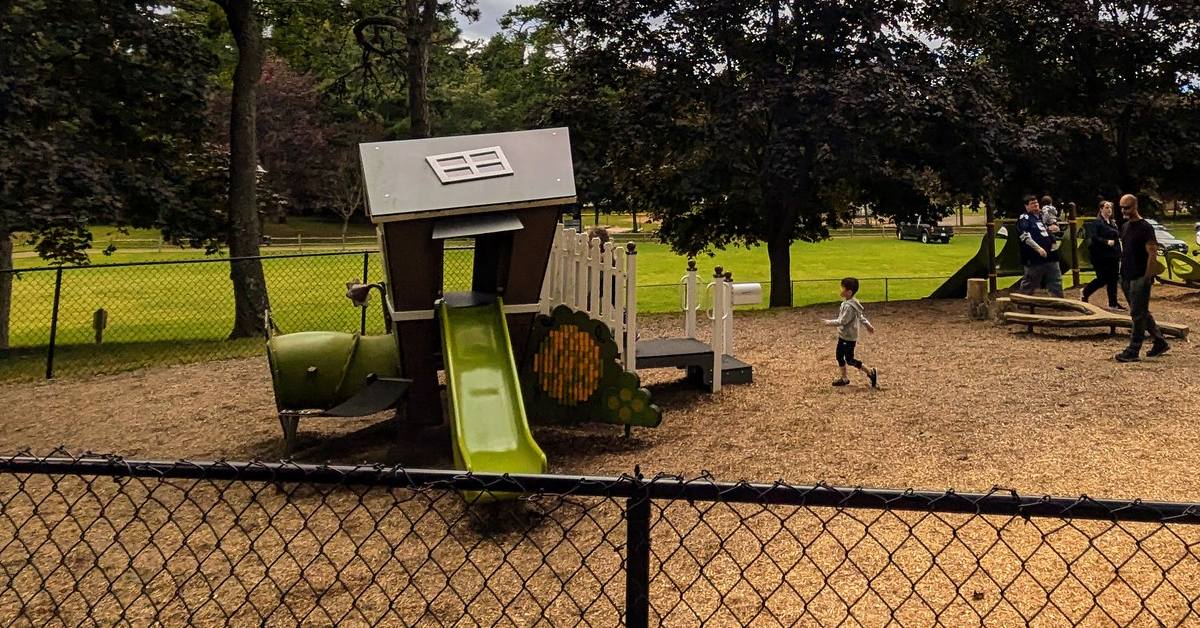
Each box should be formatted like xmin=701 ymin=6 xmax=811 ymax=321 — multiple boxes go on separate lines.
xmin=0 ymin=252 xmax=387 ymax=381
xmin=1 ymin=250 xmax=971 ymax=382
xmin=2 ymin=451 xmax=1199 ymax=626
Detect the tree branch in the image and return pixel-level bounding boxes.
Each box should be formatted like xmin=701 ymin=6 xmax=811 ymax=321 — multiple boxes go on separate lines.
xmin=353 ymin=15 xmax=407 ymax=57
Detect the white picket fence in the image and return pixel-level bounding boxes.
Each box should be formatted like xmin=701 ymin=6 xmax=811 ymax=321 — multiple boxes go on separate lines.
xmin=540 ymin=226 xmax=638 ymax=372
xmin=540 ymin=224 xmax=760 ymax=391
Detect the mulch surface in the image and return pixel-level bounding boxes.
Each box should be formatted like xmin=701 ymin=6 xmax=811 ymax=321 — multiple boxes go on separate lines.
xmin=3 ymin=289 xmax=1199 ymax=626
xmin=4 ymin=287 xmax=1198 ymax=501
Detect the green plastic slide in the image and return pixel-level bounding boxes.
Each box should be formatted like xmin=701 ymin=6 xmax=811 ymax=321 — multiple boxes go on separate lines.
xmin=439 ymin=298 xmax=548 ymax=478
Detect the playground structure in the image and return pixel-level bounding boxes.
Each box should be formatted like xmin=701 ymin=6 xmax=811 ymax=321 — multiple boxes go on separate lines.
xmin=1160 ymin=250 xmax=1200 ymax=288
xmin=262 ymin=128 xmax=757 ymax=473
xmin=540 ymin=226 xmax=757 ymax=392
xmin=932 ymin=220 xmax=1091 ymax=299
xmin=998 ymin=293 xmax=1189 ymax=338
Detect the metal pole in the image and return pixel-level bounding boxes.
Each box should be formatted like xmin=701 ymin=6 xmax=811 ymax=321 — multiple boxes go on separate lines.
xmin=360 ymin=251 xmax=369 ymax=335
xmin=45 ymin=267 xmax=63 ymax=379
xmin=985 ymin=201 xmax=998 ymax=294
xmin=884 ymin=277 xmax=889 ymax=302
xmin=1068 ymin=203 xmax=1080 ymax=288
xmin=624 ymin=474 xmax=651 ymax=628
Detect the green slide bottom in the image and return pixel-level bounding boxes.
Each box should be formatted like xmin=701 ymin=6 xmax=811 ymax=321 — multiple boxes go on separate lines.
xmin=439 ymin=299 xmax=548 ymax=481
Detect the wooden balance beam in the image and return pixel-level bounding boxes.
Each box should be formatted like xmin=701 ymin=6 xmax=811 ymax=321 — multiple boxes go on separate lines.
xmin=997 ymin=293 xmax=1189 ymax=339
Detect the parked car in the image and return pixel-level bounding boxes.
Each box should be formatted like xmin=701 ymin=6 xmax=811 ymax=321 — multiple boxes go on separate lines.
xmin=896 ymin=219 xmax=954 ymax=244
xmin=1144 ymin=219 xmax=1190 ymax=254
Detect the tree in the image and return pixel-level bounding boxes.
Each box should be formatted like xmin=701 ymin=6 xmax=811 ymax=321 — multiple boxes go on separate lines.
xmin=922 ymin=0 xmax=1200 ymax=211
xmin=208 ymin=56 xmax=339 ymax=217
xmin=541 ymin=0 xmax=945 ymax=306
xmin=0 ymin=0 xmax=220 ymax=353
xmin=352 ymin=0 xmax=480 ymax=139
xmin=207 ymin=0 xmax=272 ymax=338
xmin=330 ymin=163 xmax=366 ymax=245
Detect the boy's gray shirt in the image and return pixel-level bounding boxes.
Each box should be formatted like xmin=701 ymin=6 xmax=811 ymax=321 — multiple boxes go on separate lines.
xmin=827 ymin=298 xmax=870 ymax=341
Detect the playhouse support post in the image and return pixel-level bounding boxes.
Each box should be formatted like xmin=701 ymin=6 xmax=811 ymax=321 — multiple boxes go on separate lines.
xmin=684 ymin=258 xmax=697 ymax=339
xmin=710 ymin=267 xmax=724 ymax=393
xmin=723 ymin=271 xmax=733 ymax=356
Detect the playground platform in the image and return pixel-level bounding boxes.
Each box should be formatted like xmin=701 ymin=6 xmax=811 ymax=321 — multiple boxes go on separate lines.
xmin=636 ymin=338 xmax=753 ymax=387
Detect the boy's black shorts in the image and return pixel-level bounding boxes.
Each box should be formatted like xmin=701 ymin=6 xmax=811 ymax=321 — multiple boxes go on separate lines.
xmin=836 ymin=338 xmax=862 ymax=368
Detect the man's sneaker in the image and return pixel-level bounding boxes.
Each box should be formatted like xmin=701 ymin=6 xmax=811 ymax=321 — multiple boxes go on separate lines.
xmin=832 ymin=379 xmax=850 ymax=387
xmin=868 ymin=368 xmax=878 ymax=389
xmin=1115 ymin=351 xmax=1140 ymax=363
xmin=1147 ymin=339 xmax=1170 ymax=358
xmin=1109 ymin=304 xmax=1127 ymax=312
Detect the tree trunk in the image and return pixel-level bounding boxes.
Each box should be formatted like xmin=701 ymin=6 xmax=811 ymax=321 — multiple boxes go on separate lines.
xmin=406 ymin=0 xmax=435 ymax=138
xmin=766 ymin=236 xmax=792 ymax=307
xmin=223 ymin=0 xmax=269 ymax=339
xmin=0 ymin=228 xmax=12 ymax=356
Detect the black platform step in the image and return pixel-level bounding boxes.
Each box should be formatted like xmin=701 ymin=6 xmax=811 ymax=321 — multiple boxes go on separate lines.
xmin=636 ymin=337 xmax=753 ymax=388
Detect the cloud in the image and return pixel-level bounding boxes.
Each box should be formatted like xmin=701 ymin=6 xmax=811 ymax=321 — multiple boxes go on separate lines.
xmin=458 ymin=0 xmax=522 ymax=40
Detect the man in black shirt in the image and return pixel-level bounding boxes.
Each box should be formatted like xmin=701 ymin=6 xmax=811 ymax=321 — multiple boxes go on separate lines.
xmin=1115 ymin=194 xmax=1168 ymax=362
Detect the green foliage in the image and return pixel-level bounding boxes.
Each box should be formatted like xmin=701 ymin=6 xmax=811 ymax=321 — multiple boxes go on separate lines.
xmin=921 ymin=1 xmax=1200 ymax=214
xmin=538 ymin=0 xmax=955 ymax=305
xmin=0 ymin=0 xmax=222 ymax=262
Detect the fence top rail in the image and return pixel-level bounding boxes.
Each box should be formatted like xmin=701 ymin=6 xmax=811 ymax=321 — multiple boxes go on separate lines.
xmin=639 ymin=275 xmax=952 ymax=289
xmin=1 ymin=249 xmax=375 ymax=273
xmin=4 ymin=453 xmax=1199 ymax=524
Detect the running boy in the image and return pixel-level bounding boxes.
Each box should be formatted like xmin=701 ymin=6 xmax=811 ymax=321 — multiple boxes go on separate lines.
xmin=823 ymin=277 xmax=878 ymax=388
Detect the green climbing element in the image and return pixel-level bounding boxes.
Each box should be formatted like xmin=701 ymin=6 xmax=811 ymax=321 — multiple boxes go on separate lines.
xmin=266 ymin=332 xmax=400 ymax=411
xmin=1163 ymin=250 xmax=1200 ymax=285
xmin=520 ymin=305 xmax=662 ymax=428
xmin=931 ymin=222 xmax=1088 ymax=298
xmin=599 ymin=370 xmax=662 ymax=428
xmin=439 ymin=299 xmax=548 ymax=478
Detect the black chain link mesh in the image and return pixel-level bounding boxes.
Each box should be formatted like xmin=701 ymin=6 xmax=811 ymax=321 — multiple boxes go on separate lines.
xmin=1 ymin=252 xmax=393 ymax=380
xmin=2 ymin=452 xmax=1200 ymax=626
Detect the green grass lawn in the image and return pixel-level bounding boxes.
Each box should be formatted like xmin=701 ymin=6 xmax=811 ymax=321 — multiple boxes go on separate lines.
xmin=2 ymin=233 xmax=1026 ymax=380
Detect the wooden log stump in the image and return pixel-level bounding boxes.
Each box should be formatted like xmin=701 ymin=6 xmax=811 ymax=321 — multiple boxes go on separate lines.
xmin=966 ymin=278 xmax=990 ymax=320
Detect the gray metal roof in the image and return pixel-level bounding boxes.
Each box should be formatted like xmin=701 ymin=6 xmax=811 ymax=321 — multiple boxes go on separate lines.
xmin=359 ymin=128 xmax=577 ymax=221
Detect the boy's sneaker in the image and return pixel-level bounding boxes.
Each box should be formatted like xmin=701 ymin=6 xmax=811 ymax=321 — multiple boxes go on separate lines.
xmin=832 ymin=379 xmax=850 ymax=387
xmin=1109 ymin=304 xmax=1127 ymax=312
xmin=1147 ymin=339 xmax=1170 ymax=357
xmin=868 ymin=368 xmax=878 ymax=389
xmin=1115 ymin=350 xmax=1140 ymax=363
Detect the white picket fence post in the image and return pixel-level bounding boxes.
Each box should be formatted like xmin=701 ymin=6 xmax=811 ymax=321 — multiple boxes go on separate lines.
xmin=540 ymin=223 xmax=638 ymax=371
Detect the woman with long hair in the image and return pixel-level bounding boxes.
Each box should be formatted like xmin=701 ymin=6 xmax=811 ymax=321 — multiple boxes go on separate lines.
xmin=1081 ymin=200 xmax=1124 ymax=310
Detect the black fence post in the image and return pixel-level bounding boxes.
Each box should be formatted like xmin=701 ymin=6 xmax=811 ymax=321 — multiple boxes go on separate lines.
xmin=45 ymin=267 xmax=64 ymax=379
xmin=625 ymin=474 xmax=651 ymax=628
xmin=360 ymin=251 xmax=370 ymax=335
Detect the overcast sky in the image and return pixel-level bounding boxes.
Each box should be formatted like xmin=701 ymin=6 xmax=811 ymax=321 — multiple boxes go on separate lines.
xmin=459 ymin=0 xmax=523 ymax=40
